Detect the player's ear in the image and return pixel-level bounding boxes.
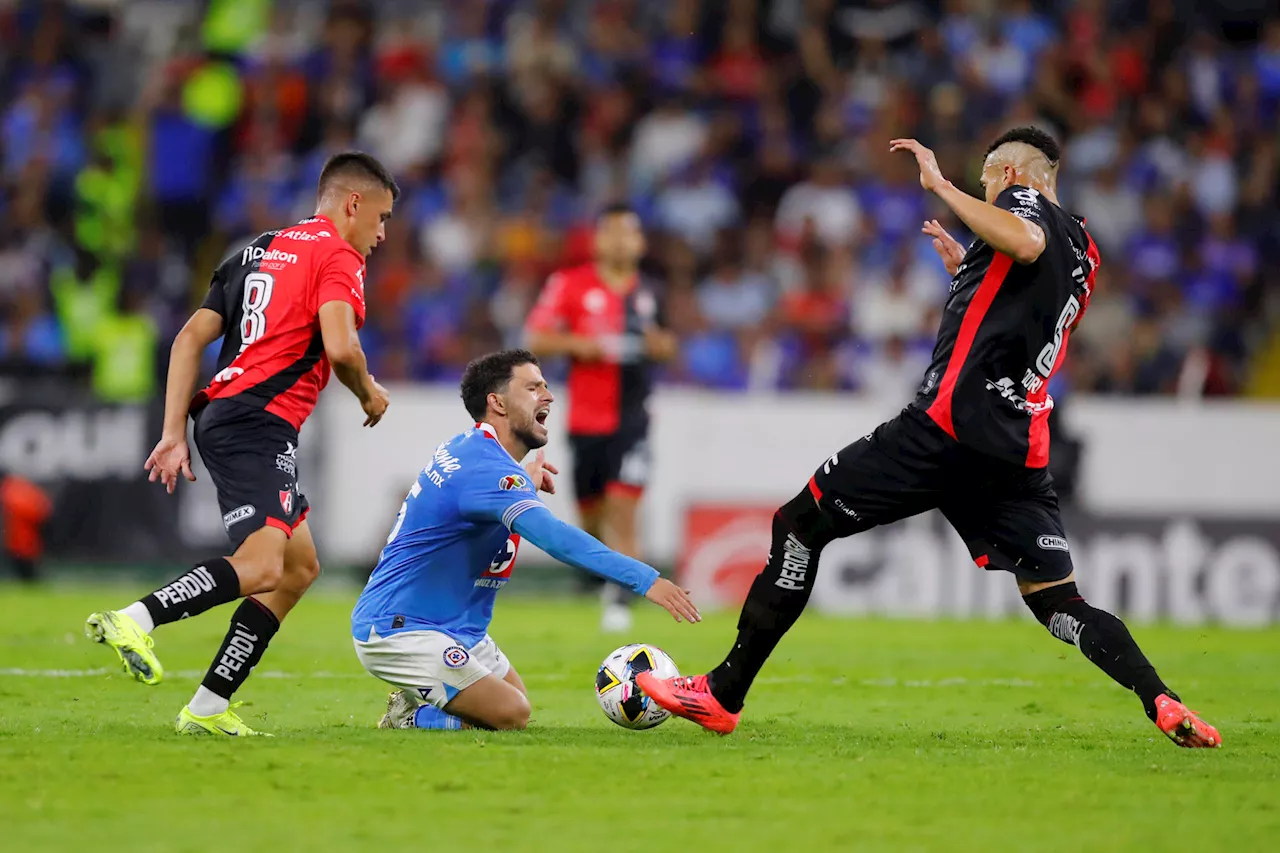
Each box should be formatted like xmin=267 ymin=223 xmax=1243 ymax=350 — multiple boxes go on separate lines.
xmin=488 ymin=391 xmax=507 ymax=417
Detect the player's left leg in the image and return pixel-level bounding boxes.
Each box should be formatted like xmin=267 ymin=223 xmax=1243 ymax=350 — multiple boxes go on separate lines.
xmin=438 ymin=634 xmax=528 ymax=730
xmin=363 ymin=632 xmax=529 ymax=731
xmin=176 ymin=517 xmax=321 ymax=736
xmin=943 ymin=471 xmax=1220 ymax=748
xmin=384 ymin=664 xmax=529 ymax=732
xmin=502 ymin=662 xmax=528 ymax=697
xmin=1019 ymin=574 xmax=1219 ymax=747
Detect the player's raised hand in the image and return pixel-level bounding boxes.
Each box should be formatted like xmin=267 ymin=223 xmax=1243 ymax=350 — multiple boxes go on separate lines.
xmin=523 ymin=449 xmax=558 ymax=495
xmin=144 ymin=436 xmax=195 ymax=495
xmin=645 ymin=578 xmax=701 ymax=623
xmin=922 ymin=219 xmax=966 ymax=276
xmin=889 ymin=138 xmax=946 ymax=193
xmin=362 ymin=377 xmax=390 ymax=427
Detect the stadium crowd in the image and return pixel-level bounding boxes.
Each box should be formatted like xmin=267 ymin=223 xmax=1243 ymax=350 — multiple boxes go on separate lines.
xmin=1 ymin=0 xmax=1277 ymax=401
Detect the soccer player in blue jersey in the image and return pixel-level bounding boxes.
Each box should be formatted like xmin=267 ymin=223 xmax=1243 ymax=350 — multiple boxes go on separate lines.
xmin=352 ymin=349 xmax=699 ymax=731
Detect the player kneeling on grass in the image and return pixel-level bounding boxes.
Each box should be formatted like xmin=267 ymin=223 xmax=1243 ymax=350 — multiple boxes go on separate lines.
xmin=351 ymin=349 xmax=699 ymax=730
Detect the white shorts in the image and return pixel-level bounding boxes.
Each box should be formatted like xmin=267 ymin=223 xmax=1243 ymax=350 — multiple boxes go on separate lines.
xmin=353 ymin=629 xmax=510 ymax=710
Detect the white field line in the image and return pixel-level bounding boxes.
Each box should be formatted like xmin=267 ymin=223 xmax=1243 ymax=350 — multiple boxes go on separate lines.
xmin=0 ymin=668 xmax=1039 ymax=688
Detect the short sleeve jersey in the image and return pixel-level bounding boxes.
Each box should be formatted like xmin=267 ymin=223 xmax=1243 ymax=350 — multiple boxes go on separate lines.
xmin=524 ymin=264 xmax=662 ymax=435
xmin=193 ymin=215 xmax=367 ymax=430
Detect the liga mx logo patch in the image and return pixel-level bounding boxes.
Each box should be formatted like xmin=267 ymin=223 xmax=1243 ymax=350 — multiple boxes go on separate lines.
xmin=443 ymin=646 xmax=470 ymax=669
xmin=499 ymin=474 xmax=528 ymax=491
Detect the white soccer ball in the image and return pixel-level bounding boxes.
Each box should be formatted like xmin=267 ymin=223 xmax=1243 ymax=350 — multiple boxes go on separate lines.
xmin=595 ymin=643 xmax=680 ymax=730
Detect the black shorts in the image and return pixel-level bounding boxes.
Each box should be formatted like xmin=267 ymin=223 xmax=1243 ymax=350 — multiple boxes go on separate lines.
xmin=809 ymin=406 xmax=1072 ymax=583
xmin=193 ymin=399 xmax=310 ymax=549
xmin=568 ymin=425 xmax=650 ymax=507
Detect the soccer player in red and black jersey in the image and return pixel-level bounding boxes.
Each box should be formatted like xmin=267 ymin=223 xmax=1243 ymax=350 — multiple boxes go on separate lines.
xmin=639 ymin=128 xmax=1221 ymax=748
xmin=525 ymin=204 xmax=677 ymax=633
xmin=84 ymin=152 xmax=397 ymax=735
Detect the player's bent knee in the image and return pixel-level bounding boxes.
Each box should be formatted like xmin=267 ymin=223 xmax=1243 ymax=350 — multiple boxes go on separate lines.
xmin=494 ymin=694 xmax=532 ymax=730
xmin=288 ymin=556 xmax=322 ymax=588
xmin=1022 ymin=581 xmax=1092 ymax=646
xmin=777 ymin=488 xmax=836 ymax=552
xmin=237 ymin=558 xmax=285 ymax=594
xmin=445 ymin=674 xmax=532 ymax=730
xmin=469 ymin=692 xmax=530 ymax=731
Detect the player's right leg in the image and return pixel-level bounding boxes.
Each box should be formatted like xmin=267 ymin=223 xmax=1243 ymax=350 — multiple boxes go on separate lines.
xmin=568 ymin=434 xmax=629 ymax=631
xmin=640 ymin=409 xmax=951 ymax=733
xmin=86 ymin=402 xmax=298 ymax=687
xmin=85 ymin=522 xmax=288 ymax=687
xmin=597 ymin=429 xmax=651 ymax=633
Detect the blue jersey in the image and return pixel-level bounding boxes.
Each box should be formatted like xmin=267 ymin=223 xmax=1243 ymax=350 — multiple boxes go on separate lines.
xmin=352 ymin=425 xmax=544 ymax=647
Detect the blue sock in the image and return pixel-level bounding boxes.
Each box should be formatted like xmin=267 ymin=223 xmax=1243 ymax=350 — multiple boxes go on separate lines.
xmin=413 ymin=704 xmax=463 ymax=730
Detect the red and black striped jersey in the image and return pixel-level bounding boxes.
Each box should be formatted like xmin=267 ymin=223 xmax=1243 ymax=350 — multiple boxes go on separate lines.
xmin=525 ymin=264 xmax=662 ymax=436
xmin=192 ymin=215 xmax=367 ymax=430
xmin=913 ymin=185 xmax=1100 ymax=468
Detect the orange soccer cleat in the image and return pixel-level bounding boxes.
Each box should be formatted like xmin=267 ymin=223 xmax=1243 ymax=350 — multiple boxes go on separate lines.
xmin=635 ymin=672 xmax=741 ymax=735
xmin=1154 ymin=693 xmax=1222 ymax=748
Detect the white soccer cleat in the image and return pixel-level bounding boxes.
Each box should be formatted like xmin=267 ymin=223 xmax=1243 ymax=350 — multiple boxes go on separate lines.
xmin=378 ymin=689 xmax=419 ymax=729
xmin=601 ymin=603 xmax=633 ymax=634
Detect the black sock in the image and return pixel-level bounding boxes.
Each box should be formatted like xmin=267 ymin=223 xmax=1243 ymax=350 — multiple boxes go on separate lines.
xmin=708 ymin=489 xmax=835 ymax=713
xmin=200 ymin=597 xmax=281 ymax=700
xmin=140 ymin=557 xmax=241 ymax=627
xmin=1023 ymin=583 xmax=1175 ymax=721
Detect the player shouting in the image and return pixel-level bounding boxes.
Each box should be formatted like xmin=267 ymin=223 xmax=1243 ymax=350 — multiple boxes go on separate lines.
xmin=639 ymin=128 xmax=1221 ymax=749
xmin=352 ymin=350 xmax=698 ymax=731
xmin=526 ymin=204 xmax=678 ymax=634
xmin=85 ymin=152 xmax=397 ymax=736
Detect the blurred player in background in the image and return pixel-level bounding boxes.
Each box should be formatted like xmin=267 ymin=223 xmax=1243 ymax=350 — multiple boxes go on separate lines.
xmin=640 ymin=129 xmax=1221 ymax=749
xmin=353 ymin=350 xmax=697 ymax=731
xmin=1 ymin=470 xmax=52 ymax=582
xmin=526 ymin=204 xmax=677 ymax=633
xmin=84 ymin=152 xmax=396 ymax=736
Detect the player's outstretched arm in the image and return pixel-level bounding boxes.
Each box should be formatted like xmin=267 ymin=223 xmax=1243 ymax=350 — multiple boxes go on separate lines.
xmin=319 ymin=301 xmax=389 ymax=427
xmin=145 ymin=308 xmax=223 ymax=494
xmin=890 ymin=138 xmax=1045 ymax=265
xmin=524 ymin=272 xmax=607 ymax=361
xmin=511 ymin=507 xmax=700 ymax=623
xmin=525 ymin=329 xmax=606 ymax=362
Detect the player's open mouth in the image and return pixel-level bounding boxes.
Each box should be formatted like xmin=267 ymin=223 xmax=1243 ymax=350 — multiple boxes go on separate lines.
xmin=535 ymin=408 xmax=549 ymax=425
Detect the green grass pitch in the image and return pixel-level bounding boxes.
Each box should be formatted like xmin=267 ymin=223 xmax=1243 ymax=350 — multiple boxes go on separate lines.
xmin=1 ymin=585 xmax=1277 ymax=852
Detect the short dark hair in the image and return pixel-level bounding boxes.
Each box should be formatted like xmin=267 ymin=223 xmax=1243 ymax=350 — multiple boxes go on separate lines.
xmin=460 ymin=349 xmax=540 ymax=420
xmin=985 ymin=126 xmax=1060 ymax=165
xmin=318 ymin=151 xmax=401 ymax=201
xmin=597 ymin=202 xmax=637 ymax=222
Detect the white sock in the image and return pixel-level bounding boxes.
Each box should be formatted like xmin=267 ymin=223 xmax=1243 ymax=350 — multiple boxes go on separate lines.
xmin=188 ymin=685 xmax=230 ymax=718
xmin=120 ymin=602 xmax=155 ymax=634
